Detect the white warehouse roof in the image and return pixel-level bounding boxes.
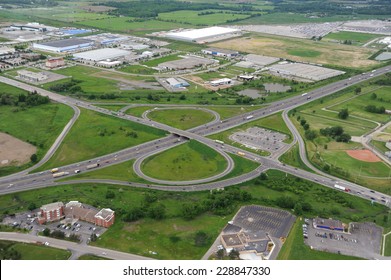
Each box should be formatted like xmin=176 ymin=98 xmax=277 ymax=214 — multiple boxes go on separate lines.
xmin=166 ymin=26 xmax=239 ymax=42
xmin=73 ymin=48 xmax=130 ymax=62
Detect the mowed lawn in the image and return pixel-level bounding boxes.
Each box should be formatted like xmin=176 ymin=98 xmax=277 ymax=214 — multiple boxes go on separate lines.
xmin=36 ymin=108 xmax=166 ymax=170
xmin=277 ymin=220 xmax=362 ymax=260
xmin=142 ymin=54 xmax=182 ymax=67
xmin=385 ymin=232 xmax=391 ymax=257
xmin=147 ymin=108 xmax=215 ymax=130
xmin=211 ymin=34 xmax=379 ymax=68
xmin=157 ymin=10 xmax=249 ymax=25
xmin=125 ymin=106 xmax=155 ymax=118
xmin=141 ymin=140 xmax=228 ymax=181
xmin=324 ymin=31 xmax=383 ymax=45
xmin=207 ymin=105 xmax=263 ymax=120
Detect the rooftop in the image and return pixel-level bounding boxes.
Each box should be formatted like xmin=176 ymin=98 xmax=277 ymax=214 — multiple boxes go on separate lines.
xmin=167 ymin=26 xmax=239 ymax=40
xmin=41 ymin=202 xmax=64 ymax=212
xmin=73 ymin=48 xmax=130 ymax=61
xmin=95 ymin=208 xmax=115 ymax=221
xmin=36 ymin=38 xmax=93 ymax=48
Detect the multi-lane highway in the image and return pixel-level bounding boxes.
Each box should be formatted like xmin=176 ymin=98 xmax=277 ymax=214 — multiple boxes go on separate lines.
xmin=0 ymin=66 xmax=390 ymax=208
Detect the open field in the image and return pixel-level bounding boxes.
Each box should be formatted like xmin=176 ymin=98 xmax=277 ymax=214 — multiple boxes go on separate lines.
xmin=211 ymin=34 xmax=379 ymax=68
xmin=142 ymin=54 xmax=182 ymax=67
xmin=371 ymin=140 xmax=390 ymax=154
xmin=0 ymin=132 xmax=36 ymax=167
xmin=79 ymin=17 xmax=193 ymax=33
xmin=324 ymin=31 xmax=384 ymax=45
xmin=279 ymin=144 xmax=313 ymax=172
xmin=277 ymin=219 xmax=362 ymax=260
xmin=207 ymin=105 xmax=263 ymax=120
xmin=157 ymin=10 xmax=250 ymax=25
xmin=35 ymin=108 xmax=166 ymax=171
xmin=147 ymin=108 xmax=215 ymax=130
xmin=119 ymin=65 xmax=157 ymax=75
xmin=0 ymin=168 xmax=389 ymax=259
xmin=125 ymin=106 xmax=155 ymax=118
xmin=0 ymin=240 xmax=71 ymax=260
xmin=141 ymin=140 xmax=228 ymax=181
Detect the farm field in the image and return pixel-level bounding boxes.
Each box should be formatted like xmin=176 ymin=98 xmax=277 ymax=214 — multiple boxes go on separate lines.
xmin=157 ymin=10 xmax=250 ymax=25
xmin=147 ymin=108 xmax=215 ymax=130
xmin=211 ymin=34 xmax=379 ymax=68
xmin=324 ymin=31 xmax=384 ymax=45
xmin=141 ymin=140 xmax=228 ymax=181
xmin=35 ymin=108 xmax=166 ymax=171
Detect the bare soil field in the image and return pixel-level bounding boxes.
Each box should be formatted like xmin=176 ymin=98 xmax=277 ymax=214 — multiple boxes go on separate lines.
xmin=346 ymin=149 xmax=381 ymax=163
xmin=211 ymin=34 xmax=378 ymax=68
xmin=0 ymin=132 xmax=36 ymax=166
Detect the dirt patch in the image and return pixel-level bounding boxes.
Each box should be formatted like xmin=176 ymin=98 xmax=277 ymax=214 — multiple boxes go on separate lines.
xmin=346 ymin=149 xmax=381 ymax=162
xmin=0 ymin=132 xmax=36 ymax=166
xmin=81 ymin=5 xmax=117 ymax=12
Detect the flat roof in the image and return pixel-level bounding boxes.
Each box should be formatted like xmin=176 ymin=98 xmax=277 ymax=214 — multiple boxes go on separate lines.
xmin=37 ymin=38 xmax=93 ymax=48
xmin=167 ymin=26 xmax=239 ymax=40
xmin=73 ymin=48 xmax=130 ymax=61
xmin=41 ymin=202 xmax=63 ymax=212
xmin=203 ymin=47 xmax=239 ymax=55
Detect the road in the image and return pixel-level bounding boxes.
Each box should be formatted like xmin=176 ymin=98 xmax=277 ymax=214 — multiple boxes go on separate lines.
xmin=0 ymin=232 xmax=153 ymax=260
xmin=0 ymin=65 xmax=390 ymax=208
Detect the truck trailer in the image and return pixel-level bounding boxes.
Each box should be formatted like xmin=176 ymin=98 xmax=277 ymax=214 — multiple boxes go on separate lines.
xmin=52 ymin=171 xmax=69 ymax=178
xmin=86 ymin=163 xmax=100 ymax=169
xmin=334 ymin=184 xmax=351 ymax=192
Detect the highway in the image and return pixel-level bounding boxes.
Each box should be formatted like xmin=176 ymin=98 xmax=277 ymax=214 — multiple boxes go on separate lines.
xmin=0 ymin=66 xmax=390 ymax=209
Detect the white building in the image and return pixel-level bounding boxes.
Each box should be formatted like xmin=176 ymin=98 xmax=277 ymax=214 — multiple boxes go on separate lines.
xmin=166 ymin=26 xmax=240 ymax=43
xmin=33 ymin=38 xmax=94 ymax=53
xmin=73 ymin=48 xmax=131 ymax=62
xmin=210 ymin=78 xmax=232 ymax=86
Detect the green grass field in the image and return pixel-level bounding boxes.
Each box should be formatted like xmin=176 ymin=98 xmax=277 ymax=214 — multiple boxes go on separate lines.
xmin=147 ymin=108 xmax=215 ymax=130
xmin=125 ymin=106 xmax=155 ymax=118
xmin=142 ymin=54 xmax=182 ymax=67
xmin=157 ymin=10 xmax=250 ymax=25
xmin=279 ymin=144 xmax=313 ymax=172
xmin=324 ymin=31 xmax=383 ymax=45
xmin=385 ymin=232 xmax=391 ymax=256
xmin=277 ymin=220 xmax=362 ymax=260
xmin=0 ymin=168 xmax=389 ymax=259
xmin=0 ymin=240 xmax=71 ymax=260
xmin=371 ymin=140 xmax=390 ymax=154
xmin=207 ymin=106 xmax=263 ymax=120
xmin=119 ymin=65 xmax=157 ymax=75
xmin=35 ymin=108 xmax=166 ymax=171
xmin=78 ymin=254 xmax=109 ymax=260
xmin=141 ymin=140 xmax=228 ymax=181
xmin=287 ymin=49 xmax=321 ymax=58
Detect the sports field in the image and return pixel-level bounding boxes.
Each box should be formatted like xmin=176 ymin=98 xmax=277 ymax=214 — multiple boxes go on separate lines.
xmin=211 ymin=34 xmax=378 ymax=68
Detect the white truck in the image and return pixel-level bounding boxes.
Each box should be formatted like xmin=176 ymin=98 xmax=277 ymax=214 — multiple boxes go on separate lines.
xmin=86 ymin=163 xmax=100 ymax=170
xmin=53 ymin=171 xmax=69 ymax=178
xmin=334 ymin=184 xmax=351 ymax=192
xmin=245 ymin=115 xmax=254 ymax=120
xmin=215 ymin=140 xmax=224 ymax=144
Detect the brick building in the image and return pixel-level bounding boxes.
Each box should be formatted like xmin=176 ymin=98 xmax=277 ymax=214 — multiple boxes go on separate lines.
xmin=94 ymin=208 xmax=115 ymax=228
xmin=45 ymin=57 xmax=65 ymax=69
xmin=38 ymin=202 xmax=64 ymax=224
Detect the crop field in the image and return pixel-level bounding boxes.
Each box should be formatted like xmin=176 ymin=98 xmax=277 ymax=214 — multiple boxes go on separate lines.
xmin=141 ymin=140 xmax=228 ymax=181
xmin=324 ymin=31 xmax=384 ymax=45
xmin=277 ymin=220 xmax=362 ymax=260
xmin=79 ymin=17 xmax=193 ymax=33
xmin=211 ymin=34 xmax=379 ymax=68
xmin=35 ymin=108 xmax=166 ymax=171
xmin=147 ymin=108 xmax=215 ymax=130
xmin=157 ymin=10 xmax=250 ymax=25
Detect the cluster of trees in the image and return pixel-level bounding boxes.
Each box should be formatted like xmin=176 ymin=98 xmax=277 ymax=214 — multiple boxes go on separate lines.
xmin=320 ymin=126 xmax=351 ymax=142
xmin=338 ymin=108 xmax=349 ymax=120
xmin=0 ymin=242 xmax=21 ymax=260
xmin=296 ymin=116 xmax=317 ymax=140
xmin=0 ymin=91 xmax=49 ymax=107
xmin=103 ymin=1 xmax=256 ymax=18
xmin=123 ymin=193 xmax=166 ymax=222
xmin=364 ymin=105 xmax=386 ymax=114
xmin=49 ymin=79 xmax=82 ymax=94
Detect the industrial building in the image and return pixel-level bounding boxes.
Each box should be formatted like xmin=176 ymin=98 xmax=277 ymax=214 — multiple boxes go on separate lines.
xmin=201 ymin=47 xmax=239 ymax=58
xmin=32 ymin=38 xmax=94 ymax=53
xmin=17 ymin=70 xmax=48 ymax=83
xmin=166 ymin=77 xmax=190 ymax=88
xmin=9 ymin=22 xmax=57 ymax=32
xmin=45 ymin=57 xmax=65 ymax=69
xmin=166 ymin=26 xmax=240 ymax=43
xmin=72 ymin=48 xmax=131 ymax=62
xmin=244 ymin=54 xmax=280 ymax=67
xmin=210 ymin=78 xmax=232 ymax=86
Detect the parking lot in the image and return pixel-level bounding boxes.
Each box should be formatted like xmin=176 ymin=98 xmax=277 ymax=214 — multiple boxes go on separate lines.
xmin=304 ymin=219 xmax=383 ymax=259
xmin=2 ymin=212 xmax=107 ymax=244
xmin=230 ymin=127 xmax=289 ymax=156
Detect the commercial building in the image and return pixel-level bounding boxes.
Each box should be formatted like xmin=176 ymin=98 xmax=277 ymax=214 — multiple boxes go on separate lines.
xmin=166 ymin=77 xmax=190 ymax=88
xmin=17 ymin=70 xmax=48 ymax=82
xmin=9 ymin=22 xmax=56 ymax=32
xmin=210 ymin=78 xmax=232 ymax=86
xmin=45 ymin=57 xmax=65 ymax=69
xmin=202 ymin=47 xmax=239 ymax=58
xmin=32 ymin=38 xmax=94 ymax=53
xmin=158 ymin=56 xmax=215 ymax=71
xmin=38 ymin=202 xmax=64 ymax=224
xmin=166 ymin=26 xmax=240 ymax=43
xmin=73 ymin=48 xmax=131 ymax=62
xmin=313 ymin=218 xmax=344 ymax=231
xmin=0 ymin=47 xmax=16 ymax=60
xmin=94 ymin=208 xmax=115 ymax=228
xmin=64 ymin=201 xmax=115 ymax=228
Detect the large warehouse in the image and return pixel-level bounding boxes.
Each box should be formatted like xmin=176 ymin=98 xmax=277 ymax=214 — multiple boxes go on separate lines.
xmin=166 ymin=26 xmax=240 ymax=43
xmin=32 ymin=38 xmax=94 ymax=53
xmin=73 ymin=48 xmax=131 ymax=62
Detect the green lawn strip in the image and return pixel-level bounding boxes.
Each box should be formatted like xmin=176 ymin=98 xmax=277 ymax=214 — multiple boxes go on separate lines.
xmin=0 ymin=240 xmax=71 ymax=260
xmin=125 ymin=106 xmax=155 ymax=118
xmin=118 ymin=65 xmax=157 ymax=75
xmin=142 ymin=54 xmax=183 ymax=67
xmin=0 ymin=167 xmax=389 ymax=259
xmin=324 ymin=31 xmax=383 ymax=45
xmin=60 ymin=159 xmax=149 ymax=184
xmin=206 ymin=105 xmax=263 ymax=120
xmin=147 ymin=108 xmax=215 ymax=130
xmin=385 ymin=232 xmax=391 ymax=256
xmin=277 ymin=219 xmax=362 ymax=260
xmin=78 ymin=254 xmax=110 ymax=260
xmin=165 ymin=40 xmax=204 ymax=52
xmin=141 ymin=140 xmax=228 ymax=181
xmin=35 ymin=107 xmax=166 ymax=171
xmin=279 ymin=144 xmax=313 ymax=172
xmin=196 ymin=71 xmax=228 ymax=81
xmin=371 ymin=140 xmax=390 ymax=154
xmin=96 ymin=104 xmax=128 ymax=112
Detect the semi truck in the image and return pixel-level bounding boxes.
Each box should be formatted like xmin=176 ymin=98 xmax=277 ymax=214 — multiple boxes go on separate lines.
xmin=237 ymin=151 xmax=245 ymax=156
xmin=334 ymin=184 xmax=351 ymax=192
xmin=215 ymin=140 xmax=224 ymax=144
xmin=86 ymin=163 xmax=100 ymax=170
xmin=53 ymin=171 xmax=69 ymax=178
xmin=51 ymin=168 xmax=59 ymax=173
xmin=245 ymin=115 xmax=254 ymax=120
